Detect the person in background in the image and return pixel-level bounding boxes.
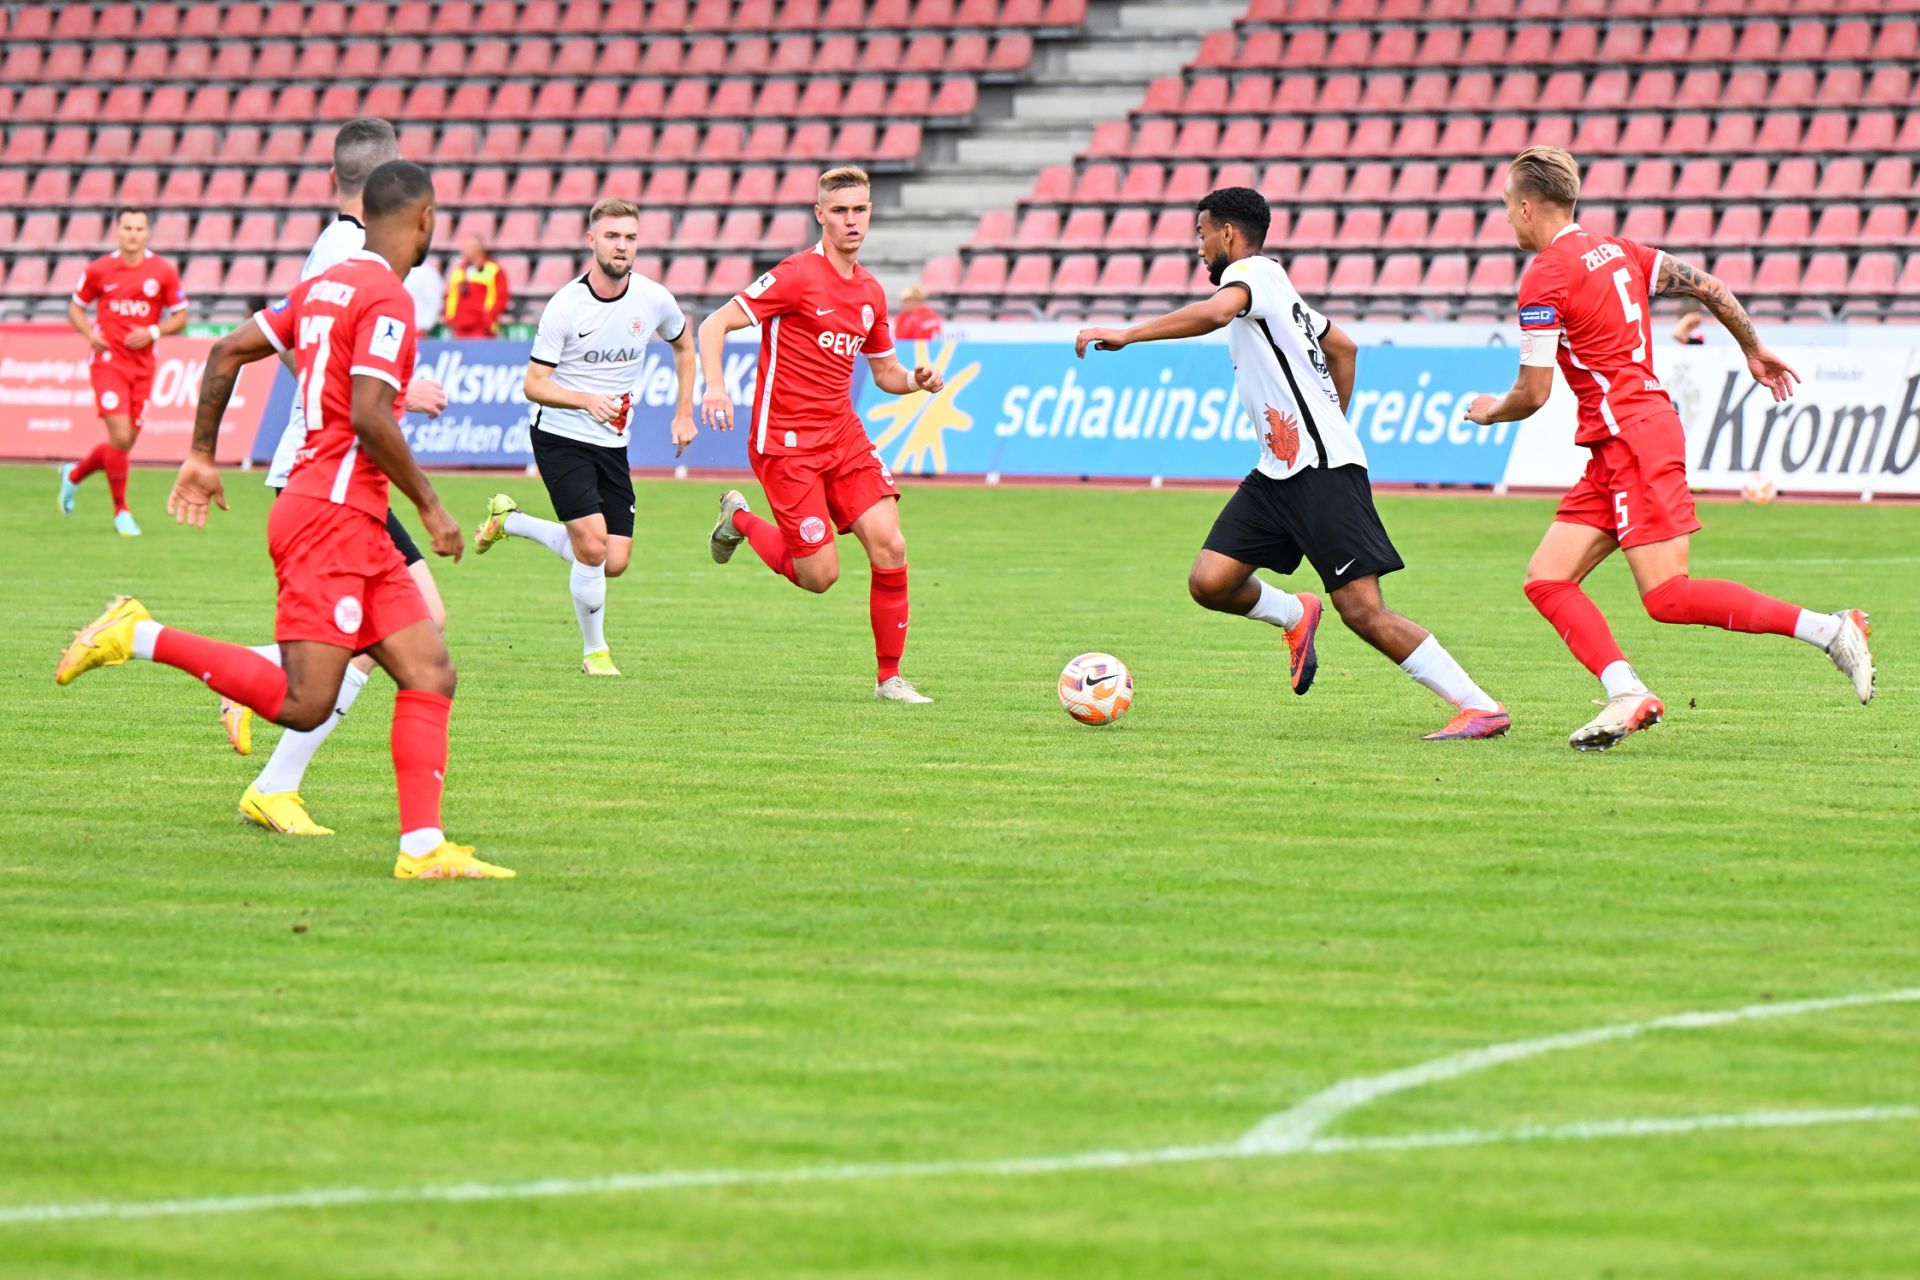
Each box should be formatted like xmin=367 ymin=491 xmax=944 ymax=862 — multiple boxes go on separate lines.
xmin=1671 ymin=297 xmax=1710 ymax=345
xmin=893 ymin=283 xmax=944 ymax=341
xmin=406 ymin=257 xmax=445 ymax=336
xmin=445 ymin=234 xmax=509 ymax=337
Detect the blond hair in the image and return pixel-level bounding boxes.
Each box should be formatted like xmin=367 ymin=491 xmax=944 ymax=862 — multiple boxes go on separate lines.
xmin=818 ymin=166 xmax=871 ymax=198
xmin=1509 ymin=146 xmax=1580 ymax=210
xmin=589 ymin=197 xmax=641 ymax=225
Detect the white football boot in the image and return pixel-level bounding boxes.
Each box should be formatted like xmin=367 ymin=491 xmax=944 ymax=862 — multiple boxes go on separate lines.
xmin=710 ymin=490 xmax=750 ymax=563
xmin=1824 ymin=608 xmax=1875 ymax=704
xmin=1568 ymin=691 xmax=1664 ymax=752
xmin=874 ymin=676 xmax=933 ymax=704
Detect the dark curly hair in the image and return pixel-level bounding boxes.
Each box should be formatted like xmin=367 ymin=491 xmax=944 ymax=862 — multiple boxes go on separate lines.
xmin=1195 ymin=187 xmax=1270 ymax=246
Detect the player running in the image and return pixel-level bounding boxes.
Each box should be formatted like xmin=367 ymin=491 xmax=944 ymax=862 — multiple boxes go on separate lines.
xmin=59 ymin=207 xmax=189 ymax=536
xmin=218 ymin=117 xmax=451 ymax=839
xmin=473 ymin=197 xmax=696 ymax=675
xmin=1076 ymin=187 xmax=1509 ymax=741
xmin=697 ymin=166 xmax=944 ymax=703
xmin=56 ymin=161 xmax=511 ymax=880
xmin=1466 ymin=146 xmax=1874 ymax=751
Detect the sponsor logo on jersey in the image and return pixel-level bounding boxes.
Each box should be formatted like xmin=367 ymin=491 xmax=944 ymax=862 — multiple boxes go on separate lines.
xmin=746 ymin=271 xmax=777 ymax=299
xmin=798 ymin=515 xmax=827 ymax=544
xmin=818 ymin=331 xmax=867 ymax=357
xmin=142 ymin=278 xmax=160 ymax=298
xmin=369 ymin=315 xmax=407 ymax=361
xmin=333 ymin=594 xmax=363 ymax=635
xmin=1519 ymin=305 xmax=1557 ymax=326
xmin=629 ymin=317 xmax=646 ymax=336
xmin=581 ymin=347 xmax=641 ymax=364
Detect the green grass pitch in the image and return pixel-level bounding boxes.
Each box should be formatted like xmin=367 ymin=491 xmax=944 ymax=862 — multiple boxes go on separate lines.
xmin=3 ymin=461 xmax=1916 ymax=1278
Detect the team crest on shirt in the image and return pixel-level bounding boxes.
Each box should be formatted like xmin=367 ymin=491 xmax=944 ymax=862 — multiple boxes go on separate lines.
xmin=142 ymin=278 xmax=160 ymax=298
xmin=861 ymin=304 xmax=874 ymax=331
xmin=334 ymin=595 xmax=363 ymax=635
xmin=629 ymin=317 xmax=645 ymax=336
xmin=1263 ymin=406 xmax=1300 ymax=466
xmin=798 ymin=516 xmax=828 ymax=544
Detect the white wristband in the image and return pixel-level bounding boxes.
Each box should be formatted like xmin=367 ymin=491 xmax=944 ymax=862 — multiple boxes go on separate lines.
xmin=148 ymin=325 xmax=160 ymax=342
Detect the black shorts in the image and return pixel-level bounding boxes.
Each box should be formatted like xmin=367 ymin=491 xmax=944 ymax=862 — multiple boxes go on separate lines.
xmin=531 ymin=426 xmax=635 ymax=538
xmin=1202 ymin=464 xmax=1404 ymax=593
xmin=273 ymin=484 xmax=423 ymax=566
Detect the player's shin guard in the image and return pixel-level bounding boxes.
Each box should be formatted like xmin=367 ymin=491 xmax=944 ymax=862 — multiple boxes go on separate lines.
xmin=733 ymin=508 xmax=797 ymax=583
xmin=1641 ymin=574 xmax=1800 ymax=637
xmin=871 ymin=564 xmax=909 ymax=683
xmin=391 ymin=689 xmax=451 ymax=855
xmin=1524 ymin=579 xmax=1629 ymax=679
xmin=103 ymin=445 xmax=131 ymax=513
xmin=137 ymin=621 xmax=288 ymax=721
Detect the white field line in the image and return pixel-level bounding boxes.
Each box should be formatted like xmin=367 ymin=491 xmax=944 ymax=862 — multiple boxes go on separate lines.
xmin=2 ymin=990 xmax=1914 ymax=1228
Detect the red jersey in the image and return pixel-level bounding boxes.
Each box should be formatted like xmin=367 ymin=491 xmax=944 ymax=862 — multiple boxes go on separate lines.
xmin=255 ymin=250 xmax=418 ymax=522
xmin=895 ymin=305 xmax=944 ymax=341
xmin=1517 ymin=223 xmax=1675 ymax=445
xmin=72 ymin=251 xmax=187 ymax=371
xmin=732 ymin=243 xmax=894 ymax=456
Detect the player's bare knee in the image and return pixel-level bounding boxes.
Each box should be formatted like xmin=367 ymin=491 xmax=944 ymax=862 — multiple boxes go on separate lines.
xmin=573 ymin=538 xmax=607 ymax=568
xmin=796 ymin=559 xmax=838 ymax=593
xmin=277 ymin=695 xmax=333 ymax=734
xmin=1335 ymin=596 xmax=1382 ymax=635
xmin=1187 ymin=570 xmax=1230 ymax=611
xmin=869 ymin=533 xmax=907 ymax=568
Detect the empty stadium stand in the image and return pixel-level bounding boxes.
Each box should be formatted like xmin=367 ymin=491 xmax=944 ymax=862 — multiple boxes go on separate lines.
xmin=2 ymin=0 xmax=1916 ymax=326
xmin=0 ymin=0 xmax=1091 ymax=320
xmin=935 ymin=0 xmax=1920 ymax=322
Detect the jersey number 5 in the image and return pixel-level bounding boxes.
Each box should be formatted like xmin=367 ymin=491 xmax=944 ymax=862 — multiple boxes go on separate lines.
xmin=1610 ymin=267 xmax=1647 ymax=364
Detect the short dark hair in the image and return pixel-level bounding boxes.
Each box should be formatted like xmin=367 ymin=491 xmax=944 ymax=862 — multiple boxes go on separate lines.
xmin=1195 ymin=187 xmax=1270 ymax=246
xmin=361 ymin=159 xmax=435 ymax=221
xmin=332 ymin=117 xmax=401 ymax=199
xmin=114 ymin=206 xmax=150 ymax=224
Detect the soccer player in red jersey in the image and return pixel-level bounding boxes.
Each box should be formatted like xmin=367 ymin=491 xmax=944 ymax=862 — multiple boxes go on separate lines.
xmin=1467 ymin=147 xmax=1874 ymax=751
xmin=55 ymin=161 xmax=512 ymax=880
xmin=60 ymin=207 xmax=189 ymax=536
xmin=696 ymin=166 xmax=946 ymax=703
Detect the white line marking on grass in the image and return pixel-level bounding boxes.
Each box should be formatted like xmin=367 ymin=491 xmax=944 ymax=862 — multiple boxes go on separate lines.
xmin=3 ymin=990 xmax=1914 ymax=1227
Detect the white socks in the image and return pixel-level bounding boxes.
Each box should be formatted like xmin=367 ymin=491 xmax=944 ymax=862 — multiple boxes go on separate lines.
xmin=1244 ymin=578 xmax=1304 ymax=629
xmin=1599 ymin=659 xmax=1651 ymax=699
xmin=504 ymin=510 xmax=576 ymax=562
xmin=1794 ymin=609 xmax=1841 ymax=649
xmin=571 ymin=560 xmax=607 ymax=654
xmin=131 ymin=619 xmax=163 ymax=660
xmin=1400 ymin=634 xmax=1500 ymax=712
xmin=399 ymin=827 xmax=444 ymax=858
xmin=251 ymin=644 xmax=283 ymax=665
xmin=252 ymin=663 xmax=369 ymax=794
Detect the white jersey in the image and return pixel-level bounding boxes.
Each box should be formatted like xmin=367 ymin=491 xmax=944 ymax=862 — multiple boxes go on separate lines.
xmin=528 ymin=271 xmax=686 ymax=448
xmin=266 ymin=215 xmax=367 ymax=487
xmin=1219 ymin=256 xmax=1367 ymax=481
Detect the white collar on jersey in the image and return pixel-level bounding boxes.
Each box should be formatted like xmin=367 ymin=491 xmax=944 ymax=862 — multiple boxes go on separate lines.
xmin=1549 ymin=222 xmax=1584 ymax=245
xmin=347 ymin=247 xmax=401 ymax=276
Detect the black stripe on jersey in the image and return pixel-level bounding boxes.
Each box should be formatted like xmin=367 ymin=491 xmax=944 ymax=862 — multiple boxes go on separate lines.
xmin=529 ymin=356 xmax=558 ymax=367
xmin=1255 ymin=317 xmax=1329 ymax=464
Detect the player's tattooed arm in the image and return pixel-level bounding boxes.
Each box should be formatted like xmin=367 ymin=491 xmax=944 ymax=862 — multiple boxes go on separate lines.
xmin=1075 ymin=287 xmax=1244 ymax=357
xmin=1653 ymin=255 xmax=1801 ymax=402
xmin=1653 ymin=256 xmax=1760 ymax=352
xmin=190 ymin=319 xmax=278 ymax=454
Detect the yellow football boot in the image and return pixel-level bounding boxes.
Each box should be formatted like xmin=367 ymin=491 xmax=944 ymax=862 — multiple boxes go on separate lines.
xmin=220 ymin=699 xmax=254 ymax=755
xmin=581 ymin=648 xmax=621 ymax=676
xmin=393 ymin=841 xmax=516 ymax=880
xmin=239 ymin=784 xmax=335 ymax=836
xmin=474 ymin=492 xmax=517 ymax=554
xmin=55 ymin=594 xmax=149 ymax=685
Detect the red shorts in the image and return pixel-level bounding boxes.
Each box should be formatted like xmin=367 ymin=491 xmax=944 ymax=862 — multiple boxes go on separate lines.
xmin=268 ymin=494 xmax=430 ymax=649
xmin=89 ymin=357 xmax=152 ymax=428
xmin=750 ymin=430 xmax=900 ymax=559
xmin=1557 ymin=411 xmax=1703 ymax=549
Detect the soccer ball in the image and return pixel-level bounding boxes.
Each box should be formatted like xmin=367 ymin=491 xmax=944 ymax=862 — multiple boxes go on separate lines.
xmin=1741 ymin=471 xmax=1778 ymax=505
xmin=1058 ymin=652 xmax=1133 ymax=725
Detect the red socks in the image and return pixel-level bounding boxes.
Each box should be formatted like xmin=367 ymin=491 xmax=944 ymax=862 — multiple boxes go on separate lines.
xmin=1642 ymin=574 xmax=1800 ymax=636
xmin=151 ymin=627 xmax=288 ymax=721
xmin=1523 ymin=579 xmax=1627 ymax=678
xmin=732 ymin=508 xmax=796 ymax=583
xmin=870 ymin=564 xmax=909 ymax=683
xmin=68 ymin=444 xmax=132 ymax=512
xmin=391 ymin=690 xmax=452 ymax=839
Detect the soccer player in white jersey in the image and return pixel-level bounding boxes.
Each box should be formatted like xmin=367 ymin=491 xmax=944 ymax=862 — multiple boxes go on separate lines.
xmin=1075 ymin=187 xmax=1510 ymax=741
xmin=218 ymin=117 xmax=452 ymax=835
xmin=473 ymin=198 xmax=695 ymax=675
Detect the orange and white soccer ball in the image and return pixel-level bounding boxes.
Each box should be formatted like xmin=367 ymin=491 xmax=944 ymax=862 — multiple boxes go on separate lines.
xmin=1058 ymin=652 xmax=1133 ymax=725
xmin=1741 ymin=472 xmax=1778 ymax=505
